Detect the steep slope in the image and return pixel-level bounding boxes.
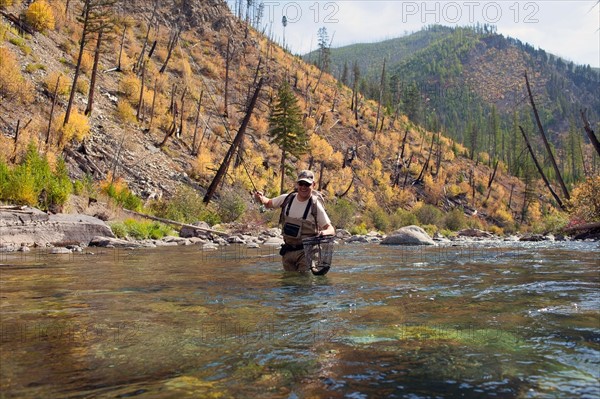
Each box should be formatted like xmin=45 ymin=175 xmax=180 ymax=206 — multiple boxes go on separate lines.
xmin=316 ymin=25 xmax=599 ymax=188
xmin=0 ymin=1 xmax=562 ymax=234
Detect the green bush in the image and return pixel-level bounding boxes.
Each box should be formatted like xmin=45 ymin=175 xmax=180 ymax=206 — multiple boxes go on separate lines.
xmin=421 ymin=224 xmax=438 ymax=237
xmin=103 ymin=181 xmax=143 ymax=212
xmin=73 ymin=174 xmax=96 ymax=197
xmin=389 ymin=208 xmax=418 ymax=230
xmin=110 ymin=222 xmax=128 ymax=238
xmin=534 ymin=211 xmax=569 ymax=234
xmin=365 ymin=205 xmax=389 ymax=232
xmin=0 ymin=142 xmax=72 ymax=210
xmin=148 ymin=185 xmax=220 ymax=225
xmin=349 ymin=222 xmax=368 ymax=235
xmin=110 ymin=219 xmax=175 ymax=240
xmin=218 ymin=190 xmax=246 ymax=223
xmin=416 ymin=204 xmax=444 ymax=226
xmin=444 ymin=208 xmax=467 ymax=231
xmin=328 ymin=198 xmax=355 ymax=229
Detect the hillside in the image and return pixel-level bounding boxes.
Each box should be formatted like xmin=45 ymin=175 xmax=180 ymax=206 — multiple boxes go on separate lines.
xmin=0 ymin=1 xmax=590 ymax=235
xmin=309 ymin=25 xmax=599 ymax=188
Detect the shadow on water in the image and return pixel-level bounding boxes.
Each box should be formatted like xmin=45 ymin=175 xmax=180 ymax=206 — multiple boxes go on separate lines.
xmin=0 ymin=241 xmax=598 ymax=398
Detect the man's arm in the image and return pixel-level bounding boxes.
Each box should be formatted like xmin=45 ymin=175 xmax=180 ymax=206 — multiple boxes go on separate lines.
xmin=254 ymin=191 xmax=273 ymax=209
xmin=320 ymin=223 xmax=335 ymax=236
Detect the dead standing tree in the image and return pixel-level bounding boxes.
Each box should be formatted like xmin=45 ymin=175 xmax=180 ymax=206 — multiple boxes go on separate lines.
xmin=581 ymin=109 xmax=600 ymax=157
xmin=134 ymin=0 xmax=159 ymax=74
xmin=203 ymin=78 xmax=264 ymax=204
xmin=85 ymin=8 xmax=118 ymax=117
xmin=519 ymin=125 xmax=565 ymax=209
xmin=64 ymin=0 xmax=117 ymax=125
xmin=159 ymin=22 xmax=182 ymax=74
xmin=373 ymin=58 xmax=386 ymax=143
xmin=524 ymin=71 xmax=570 ymax=200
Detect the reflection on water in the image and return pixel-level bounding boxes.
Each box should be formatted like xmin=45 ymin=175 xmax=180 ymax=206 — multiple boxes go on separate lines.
xmin=1 ymin=241 xmax=599 ymax=398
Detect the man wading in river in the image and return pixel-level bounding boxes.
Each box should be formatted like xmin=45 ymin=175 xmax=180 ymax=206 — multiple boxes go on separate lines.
xmin=254 ymin=170 xmax=335 ymax=273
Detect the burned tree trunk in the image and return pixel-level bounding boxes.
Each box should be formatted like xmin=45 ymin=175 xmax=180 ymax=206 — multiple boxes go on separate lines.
xmin=64 ymin=0 xmax=92 ymax=127
xmin=159 ymin=24 xmax=181 ymax=74
xmin=484 ymin=159 xmax=499 ymax=203
xmin=136 ymin=60 xmax=146 ymax=121
xmin=416 ymin=132 xmax=435 ymax=183
xmin=148 ymin=78 xmax=158 ymax=130
xmin=46 ymin=75 xmax=61 ymax=145
xmin=179 ymin=86 xmax=187 ymax=138
xmin=135 ymin=0 xmax=158 ymax=73
xmin=373 ymin=58 xmax=386 ymax=142
xmin=581 ymin=109 xmax=600 ymax=157
xmin=519 ymin=125 xmax=564 ymax=209
xmin=191 ymin=91 xmax=203 ymax=155
xmin=524 ymin=71 xmax=570 ymax=200
xmin=203 ymin=78 xmax=264 ymax=204
xmin=223 ymin=38 xmax=233 ymax=118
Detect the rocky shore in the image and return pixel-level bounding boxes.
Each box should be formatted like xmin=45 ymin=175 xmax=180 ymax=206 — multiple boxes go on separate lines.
xmin=0 ymin=207 xmax=595 ymax=254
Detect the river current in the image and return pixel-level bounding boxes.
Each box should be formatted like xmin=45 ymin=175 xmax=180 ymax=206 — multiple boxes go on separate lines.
xmin=1 ymin=241 xmax=598 ymax=398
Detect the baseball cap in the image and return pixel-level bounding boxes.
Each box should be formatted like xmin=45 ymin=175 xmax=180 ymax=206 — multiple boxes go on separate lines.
xmin=297 ymin=170 xmax=314 ymax=184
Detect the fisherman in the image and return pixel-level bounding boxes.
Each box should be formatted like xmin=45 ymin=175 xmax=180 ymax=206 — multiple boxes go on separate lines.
xmin=254 ymin=170 xmax=335 ymax=273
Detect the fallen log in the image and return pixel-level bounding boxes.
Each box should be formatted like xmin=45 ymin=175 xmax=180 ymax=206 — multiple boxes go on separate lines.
xmin=563 ymin=222 xmax=600 ymax=232
xmin=0 ymin=11 xmax=35 ymax=35
xmin=121 ymin=208 xmax=229 ymax=236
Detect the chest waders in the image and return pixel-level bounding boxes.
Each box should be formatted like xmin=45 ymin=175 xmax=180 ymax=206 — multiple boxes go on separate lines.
xmin=280 ymin=193 xmax=319 ymax=250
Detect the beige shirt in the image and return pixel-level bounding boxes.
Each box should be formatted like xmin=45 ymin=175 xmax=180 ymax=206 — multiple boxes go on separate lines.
xmin=272 ymin=193 xmax=331 ymax=229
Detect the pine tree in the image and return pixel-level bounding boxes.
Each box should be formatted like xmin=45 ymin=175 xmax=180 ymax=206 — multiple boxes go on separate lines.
xmin=269 ymin=81 xmax=307 ymax=193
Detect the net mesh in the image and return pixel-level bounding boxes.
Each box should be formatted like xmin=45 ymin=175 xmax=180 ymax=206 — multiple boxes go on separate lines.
xmin=302 ymin=236 xmax=335 ymax=268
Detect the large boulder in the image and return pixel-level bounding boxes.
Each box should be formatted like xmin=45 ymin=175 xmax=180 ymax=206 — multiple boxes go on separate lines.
xmin=0 ymin=207 xmax=114 ymax=247
xmin=381 ymin=225 xmax=435 ymax=246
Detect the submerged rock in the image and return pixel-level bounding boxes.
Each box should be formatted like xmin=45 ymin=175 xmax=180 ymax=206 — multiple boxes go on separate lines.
xmin=381 ymin=225 xmax=435 ymax=246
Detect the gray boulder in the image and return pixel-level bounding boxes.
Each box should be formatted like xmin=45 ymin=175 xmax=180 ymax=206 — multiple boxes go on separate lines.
xmin=0 ymin=207 xmax=114 ymax=247
xmin=179 ymin=221 xmax=213 ymax=238
xmin=381 ymin=225 xmax=435 ymax=246
xmin=89 ymin=236 xmax=142 ymax=248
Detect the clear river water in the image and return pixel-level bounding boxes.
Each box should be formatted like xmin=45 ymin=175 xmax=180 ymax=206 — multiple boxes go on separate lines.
xmin=1 ymin=241 xmax=599 ymax=398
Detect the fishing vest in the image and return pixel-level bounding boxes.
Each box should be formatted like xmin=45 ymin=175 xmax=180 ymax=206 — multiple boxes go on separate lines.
xmin=279 ymin=193 xmax=320 ymax=247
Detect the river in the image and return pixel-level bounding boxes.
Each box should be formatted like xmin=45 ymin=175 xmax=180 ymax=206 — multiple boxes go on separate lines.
xmin=1 ymin=241 xmax=598 ymax=398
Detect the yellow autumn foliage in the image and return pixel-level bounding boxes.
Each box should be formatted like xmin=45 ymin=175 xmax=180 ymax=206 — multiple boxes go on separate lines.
xmin=58 ymin=109 xmax=90 ymax=144
xmin=116 ymin=100 xmax=137 ymax=124
xmin=25 ymin=0 xmax=55 ymax=32
xmin=43 ymin=71 xmax=70 ymax=97
xmin=120 ymin=73 xmax=141 ymax=102
xmin=570 ymin=176 xmax=600 ymax=222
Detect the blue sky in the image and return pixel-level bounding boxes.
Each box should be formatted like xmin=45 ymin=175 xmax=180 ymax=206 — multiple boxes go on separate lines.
xmin=227 ymin=1 xmax=600 ymax=67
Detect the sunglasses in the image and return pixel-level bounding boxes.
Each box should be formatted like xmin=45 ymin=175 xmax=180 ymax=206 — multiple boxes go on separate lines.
xmin=298 ymin=181 xmax=312 ymax=187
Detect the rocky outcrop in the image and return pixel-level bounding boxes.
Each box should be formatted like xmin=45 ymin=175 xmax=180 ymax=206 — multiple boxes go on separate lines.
xmin=381 ymin=225 xmax=435 ymax=246
xmin=0 ymin=207 xmax=114 ymax=248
